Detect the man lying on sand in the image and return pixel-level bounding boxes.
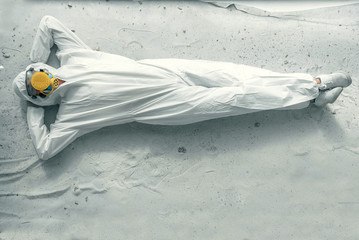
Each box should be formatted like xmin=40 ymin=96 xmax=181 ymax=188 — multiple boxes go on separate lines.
xmin=13 ymin=16 xmax=352 ymax=160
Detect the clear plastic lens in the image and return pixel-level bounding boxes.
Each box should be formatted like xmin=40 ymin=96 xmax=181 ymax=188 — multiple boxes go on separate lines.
xmin=25 ymin=69 xmax=37 ymax=97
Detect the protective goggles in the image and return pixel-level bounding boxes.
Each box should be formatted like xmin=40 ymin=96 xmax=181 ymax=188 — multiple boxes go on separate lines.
xmin=25 ymin=68 xmax=58 ymax=99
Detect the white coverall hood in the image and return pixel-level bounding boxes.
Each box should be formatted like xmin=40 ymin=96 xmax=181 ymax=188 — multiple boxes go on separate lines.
xmin=15 ymin=16 xmax=319 ymax=160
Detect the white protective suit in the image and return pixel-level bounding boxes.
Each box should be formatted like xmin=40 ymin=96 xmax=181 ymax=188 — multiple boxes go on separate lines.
xmin=13 ymin=16 xmax=319 ymax=160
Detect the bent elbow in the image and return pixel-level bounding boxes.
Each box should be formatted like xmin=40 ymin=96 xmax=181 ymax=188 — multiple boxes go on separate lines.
xmin=36 ymin=148 xmax=52 ymax=160
xmin=40 ymin=15 xmax=55 ymax=26
xmin=35 ymin=138 xmax=55 ymax=160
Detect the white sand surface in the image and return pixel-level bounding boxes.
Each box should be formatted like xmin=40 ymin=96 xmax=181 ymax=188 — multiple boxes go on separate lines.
xmin=1 ymin=1 xmax=359 ymax=239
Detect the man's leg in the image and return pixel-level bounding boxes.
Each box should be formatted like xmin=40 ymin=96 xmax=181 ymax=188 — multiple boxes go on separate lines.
xmin=139 ymin=58 xmax=319 ymax=90
xmin=133 ymin=81 xmax=318 ymax=125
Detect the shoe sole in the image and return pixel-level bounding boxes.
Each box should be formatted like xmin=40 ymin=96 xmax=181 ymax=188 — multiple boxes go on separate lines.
xmin=335 ymin=71 xmax=352 ymax=88
xmin=314 ymin=87 xmax=343 ymax=107
xmin=329 ymin=87 xmax=343 ymax=103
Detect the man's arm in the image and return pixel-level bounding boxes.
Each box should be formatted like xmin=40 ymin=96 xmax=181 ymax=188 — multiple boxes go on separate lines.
xmin=30 ymin=15 xmax=91 ymax=63
xmin=27 ymin=105 xmax=80 ymax=160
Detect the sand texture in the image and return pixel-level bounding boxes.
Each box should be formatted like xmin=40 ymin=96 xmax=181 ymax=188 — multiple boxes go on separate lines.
xmin=1 ymin=1 xmax=359 ymax=239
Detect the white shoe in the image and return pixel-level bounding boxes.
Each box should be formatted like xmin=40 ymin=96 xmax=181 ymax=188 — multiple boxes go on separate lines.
xmin=316 ymin=72 xmax=352 ymax=90
xmin=314 ymin=87 xmax=343 ymax=107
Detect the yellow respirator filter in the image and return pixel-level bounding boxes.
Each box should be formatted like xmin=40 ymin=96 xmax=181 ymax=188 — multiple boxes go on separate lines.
xmin=31 ymin=71 xmax=59 ymax=95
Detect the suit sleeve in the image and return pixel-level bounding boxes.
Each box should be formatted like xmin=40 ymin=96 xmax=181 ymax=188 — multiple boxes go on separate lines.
xmin=30 ymin=15 xmax=91 ymax=63
xmin=27 ymin=105 xmax=80 ymax=160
